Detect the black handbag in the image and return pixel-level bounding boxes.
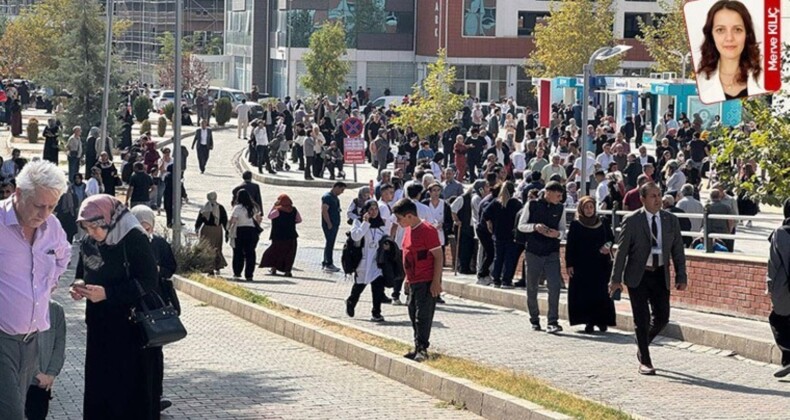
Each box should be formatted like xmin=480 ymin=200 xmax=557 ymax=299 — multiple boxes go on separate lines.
xmin=123 ymin=243 xmax=187 ymax=348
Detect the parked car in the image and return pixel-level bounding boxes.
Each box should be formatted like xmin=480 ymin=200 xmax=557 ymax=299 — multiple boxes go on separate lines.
xmin=154 ymin=89 xmax=194 ymax=112
xmin=370 ymin=95 xmax=407 ymax=109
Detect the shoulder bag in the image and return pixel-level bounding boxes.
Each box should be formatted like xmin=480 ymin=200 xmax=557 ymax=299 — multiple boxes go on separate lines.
xmin=124 ymin=243 xmax=187 ymax=348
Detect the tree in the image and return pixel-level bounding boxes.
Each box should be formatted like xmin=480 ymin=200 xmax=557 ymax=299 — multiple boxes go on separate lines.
xmin=52 ymin=0 xmax=123 ymax=139
xmin=390 ymin=49 xmax=463 ymax=139
xmin=529 ymin=0 xmax=619 ymax=78
xmin=0 ymin=0 xmax=130 ymax=79
xmin=301 ymin=21 xmax=350 ymax=97
xmin=156 ymin=32 xmax=210 ymax=91
xmin=636 ymin=0 xmax=691 ymax=76
xmin=711 ymin=46 xmax=790 ymax=206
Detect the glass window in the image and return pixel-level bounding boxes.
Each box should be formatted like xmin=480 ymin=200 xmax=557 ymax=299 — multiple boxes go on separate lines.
xmin=463 ymin=0 xmax=496 ymax=37
xmin=624 ymin=13 xmax=650 ymax=39
xmin=517 ymin=11 xmax=549 ymax=37
xmin=465 ymin=65 xmax=491 ymax=80
xmin=493 ymin=66 xmax=507 ymax=81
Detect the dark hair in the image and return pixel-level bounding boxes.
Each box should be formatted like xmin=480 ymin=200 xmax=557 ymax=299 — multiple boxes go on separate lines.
xmin=544 ymin=181 xmax=565 ymax=193
xmin=242 ymin=170 xmax=253 ymax=181
xmin=639 ymin=182 xmax=661 ymax=198
xmin=392 ymin=198 xmax=417 ymax=217
xmin=236 ymin=189 xmax=256 ymax=218
xmin=697 ymin=0 xmax=761 ymax=84
xmin=406 ymin=183 xmax=424 ymax=199
xmin=133 ymin=162 xmax=144 ymax=171
xmin=333 ymin=181 xmax=347 ymax=189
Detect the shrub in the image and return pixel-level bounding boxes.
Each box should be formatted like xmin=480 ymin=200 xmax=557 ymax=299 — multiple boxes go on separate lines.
xmin=157 ymin=116 xmax=167 ymax=137
xmin=214 ymin=98 xmax=232 ymax=126
xmin=132 ymin=96 xmax=151 ymax=122
xmin=174 ymin=237 xmax=217 ymax=274
xmin=163 ymin=102 xmax=175 ymax=122
xmin=27 ymin=118 xmax=39 ymax=143
xmin=140 ymin=119 xmax=152 ymax=136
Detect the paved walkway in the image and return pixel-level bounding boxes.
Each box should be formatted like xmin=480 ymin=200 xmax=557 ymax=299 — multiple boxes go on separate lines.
xmin=48 ymin=254 xmax=480 ymax=419
xmin=224 ymin=246 xmax=790 ymax=420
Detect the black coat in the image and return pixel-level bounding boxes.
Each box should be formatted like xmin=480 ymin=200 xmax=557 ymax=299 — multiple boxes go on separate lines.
xmin=191 ymin=128 xmax=214 ymax=149
xmin=150 ymin=235 xmax=181 ymax=314
xmin=75 ymin=228 xmax=161 ymax=420
xmin=42 ymin=125 xmax=60 ymax=164
xmin=232 ymin=181 xmax=263 ymax=210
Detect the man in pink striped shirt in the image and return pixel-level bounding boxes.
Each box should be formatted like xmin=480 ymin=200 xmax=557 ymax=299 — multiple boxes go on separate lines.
xmin=0 ymin=160 xmax=70 ymax=419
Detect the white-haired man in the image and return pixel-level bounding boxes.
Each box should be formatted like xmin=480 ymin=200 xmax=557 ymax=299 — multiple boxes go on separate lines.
xmin=0 ymin=160 xmax=70 ymax=419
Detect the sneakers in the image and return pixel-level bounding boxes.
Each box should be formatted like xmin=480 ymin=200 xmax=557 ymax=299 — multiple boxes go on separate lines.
xmin=323 ymin=264 xmax=341 ymax=273
xmin=513 ymin=280 xmax=526 ymax=288
xmin=403 ymin=350 xmax=418 ymax=360
xmin=531 ymin=323 xmax=542 ymax=331
xmin=370 ymin=315 xmax=385 ymax=323
xmin=345 ymin=299 xmax=355 ymax=318
xmin=391 ymin=298 xmax=404 ymax=306
xmin=381 ymin=296 xmax=393 ymax=304
xmin=413 ymin=349 xmax=429 ymax=362
xmin=774 ymin=364 xmax=790 ymax=378
xmin=546 ymin=324 xmax=563 ymax=334
xmin=476 ymin=277 xmax=491 ymax=286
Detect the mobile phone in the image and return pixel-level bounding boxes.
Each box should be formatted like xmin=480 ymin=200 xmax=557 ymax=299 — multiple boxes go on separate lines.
xmin=611 ymin=288 xmax=622 ymax=301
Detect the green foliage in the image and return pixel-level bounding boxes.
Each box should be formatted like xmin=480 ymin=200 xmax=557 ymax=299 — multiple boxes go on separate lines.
xmin=214 ymin=98 xmax=232 ymax=126
xmin=140 ymin=119 xmax=151 ymax=136
xmin=27 ymin=118 xmax=39 ymax=143
xmin=156 ymin=32 xmax=209 ymax=90
xmin=287 ymin=10 xmax=316 ymax=48
xmin=133 ymin=96 xmax=151 ymax=122
xmin=173 ymin=237 xmax=216 ymax=274
xmin=390 ymin=50 xmax=464 ymax=139
xmin=636 ymin=0 xmax=691 ymax=77
xmin=301 ymin=21 xmax=350 ymax=98
xmin=157 ymin=116 xmax=167 ymax=137
xmin=529 ymin=0 xmax=619 ymax=78
xmin=163 ymin=102 xmax=175 ymax=122
xmin=55 ymin=0 xmax=122 ymax=143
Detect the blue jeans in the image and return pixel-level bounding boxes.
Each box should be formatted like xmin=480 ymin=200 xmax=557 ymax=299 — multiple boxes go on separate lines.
xmin=491 ymin=239 xmax=520 ymax=285
xmin=322 ymin=223 xmax=339 ymax=267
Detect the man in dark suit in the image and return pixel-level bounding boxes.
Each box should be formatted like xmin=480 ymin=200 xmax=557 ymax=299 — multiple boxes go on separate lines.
xmin=191 ymin=119 xmax=213 ymax=174
xmin=610 ymin=183 xmax=687 ymax=375
xmin=634 ymin=110 xmax=646 ymax=147
xmin=231 ymin=171 xmax=263 ymax=210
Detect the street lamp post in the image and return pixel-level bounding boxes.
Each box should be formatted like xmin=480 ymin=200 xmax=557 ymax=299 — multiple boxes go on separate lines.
xmin=99 ymin=0 xmax=114 ymax=150
xmin=670 ymin=50 xmax=691 ymax=80
xmin=172 ymin=0 xmax=184 ymax=249
xmin=579 ymin=45 xmax=632 ymax=196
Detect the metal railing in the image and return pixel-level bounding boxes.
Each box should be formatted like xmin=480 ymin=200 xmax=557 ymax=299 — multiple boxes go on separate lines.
xmin=563 ymin=205 xmax=780 ymax=256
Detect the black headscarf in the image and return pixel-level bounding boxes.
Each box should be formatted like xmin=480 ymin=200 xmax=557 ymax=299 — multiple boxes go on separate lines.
xmin=362 ymin=199 xmax=385 ymax=229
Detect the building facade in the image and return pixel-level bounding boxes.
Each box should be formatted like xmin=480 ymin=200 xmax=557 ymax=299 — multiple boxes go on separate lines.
xmin=114 ymin=0 xmax=225 ymax=85
xmin=226 ymin=0 xmax=676 ymax=104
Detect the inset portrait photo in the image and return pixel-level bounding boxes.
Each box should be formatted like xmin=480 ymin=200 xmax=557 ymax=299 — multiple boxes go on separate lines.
xmin=684 ymin=0 xmax=783 ymax=105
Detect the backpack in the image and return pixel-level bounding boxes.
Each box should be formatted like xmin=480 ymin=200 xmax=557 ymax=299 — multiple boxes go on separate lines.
xmin=341 ymin=231 xmax=365 ymax=275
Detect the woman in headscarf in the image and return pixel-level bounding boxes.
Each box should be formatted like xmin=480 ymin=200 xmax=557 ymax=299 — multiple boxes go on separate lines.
xmin=259 ymin=194 xmax=302 ymax=277
xmin=228 ymin=189 xmax=262 ymax=281
xmin=42 ymin=118 xmax=60 ymax=164
xmin=564 ymin=196 xmax=616 ymax=333
xmin=195 ymin=191 xmax=228 ymax=275
xmin=70 ymin=194 xmax=161 ymax=419
xmin=55 ymin=178 xmax=80 ymax=243
xmin=344 ymin=199 xmax=388 ymax=322
xmin=85 ymin=127 xmax=100 ymax=178
xmin=346 ymin=186 xmax=370 ymax=225
xmin=96 ymin=152 xmax=119 ymax=196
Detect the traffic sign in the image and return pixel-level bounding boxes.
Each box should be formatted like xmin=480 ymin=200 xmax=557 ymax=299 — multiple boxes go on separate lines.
xmin=342 ymin=117 xmax=364 ymax=138
xmin=344 ymin=137 xmax=366 ymax=164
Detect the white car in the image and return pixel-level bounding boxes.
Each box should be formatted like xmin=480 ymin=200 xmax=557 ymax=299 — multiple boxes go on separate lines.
xmin=153 ymin=90 xmax=193 ymax=111
xmin=370 ymin=95 xmax=407 ymax=109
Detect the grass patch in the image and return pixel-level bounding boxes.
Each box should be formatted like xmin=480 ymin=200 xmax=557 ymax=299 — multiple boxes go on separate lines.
xmin=185 ymin=273 xmax=632 ymax=420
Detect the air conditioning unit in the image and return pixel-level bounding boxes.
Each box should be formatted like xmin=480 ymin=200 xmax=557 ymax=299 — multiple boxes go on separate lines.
xmin=662 ymin=72 xmax=676 ymax=80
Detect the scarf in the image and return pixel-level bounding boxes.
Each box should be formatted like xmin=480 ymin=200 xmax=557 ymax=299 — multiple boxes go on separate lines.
xmin=362 ymin=199 xmax=385 ymax=229
xmin=77 ymin=194 xmax=146 ymax=246
xmin=576 ymin=196 xmax=602 ymax=229
xmin=200 ymin=191 xmax=221 ymax=221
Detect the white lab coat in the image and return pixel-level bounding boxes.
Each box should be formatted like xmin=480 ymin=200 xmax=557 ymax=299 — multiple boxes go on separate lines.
xmin=350 ymin=220 xmax=386 ymax=285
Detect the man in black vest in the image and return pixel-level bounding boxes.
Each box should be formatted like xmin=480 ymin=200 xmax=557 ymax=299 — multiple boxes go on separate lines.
xmin=517 ymin=181 xmax=566 ymax=333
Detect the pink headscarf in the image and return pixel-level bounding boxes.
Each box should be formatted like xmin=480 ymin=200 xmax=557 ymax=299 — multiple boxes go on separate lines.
xmin=77 ymin=194 xmax=145 ymax=245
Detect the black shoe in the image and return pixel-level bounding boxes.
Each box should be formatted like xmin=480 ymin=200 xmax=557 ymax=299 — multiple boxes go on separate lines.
xmin=160 ymin=399 xmax=172 ymax=412
xmin=345 ymin=299 xmax=355 ymax=318
xmin=531 ymin=323 xmax=542 ymax=331
xmin=381 ymin=296 xmax=392 ymax=304
xmin=404 ymin=349 xmax=418 ymax=360
xmin=584 ymin=324 xmax=595 ymax=334
xmin=492 ymin=282 xmax=501 ymax=289
xmin=513 ymin=280 xmax=526 ymax=288
xmin=283 ymin=271 xmax=293 ymax=278
xmin=436 ymin=295 xmax=445 ymax=304
xmin=501 ymin=282 xmax=514 ymax=289
xmin=598 ymin=325 xmax=608 ymax=333
xmin=546 ymin=323 xmax=563 ymax=334
xmin=775 ymin=365 xmax=790 ymax=378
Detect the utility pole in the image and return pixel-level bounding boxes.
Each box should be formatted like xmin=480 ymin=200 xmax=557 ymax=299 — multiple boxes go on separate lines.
xmin=99 ymin=0 xmax=114 ymax=148
xmin=172 ymin=0 xmax=184 ymax=249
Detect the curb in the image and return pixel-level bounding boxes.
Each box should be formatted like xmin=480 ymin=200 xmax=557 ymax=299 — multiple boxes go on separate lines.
xmin=442 ymin=278 xmax=782 ymax=365
xmin=238 ymin=149 xmax=367 ymax=189
xmin=172 ymin=275 xmax=573 ymax=420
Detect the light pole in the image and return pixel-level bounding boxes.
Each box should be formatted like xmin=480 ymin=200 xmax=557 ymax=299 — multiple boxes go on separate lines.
xmin=579 ymin=45 xmax=632 ymax=196
xmin=172 ymin=0 xmax=183 ymax=249
xmin=99 ymin=0 xmax=114 ymax=150
xmin=670 ymin=50 xmax=691 ymax=80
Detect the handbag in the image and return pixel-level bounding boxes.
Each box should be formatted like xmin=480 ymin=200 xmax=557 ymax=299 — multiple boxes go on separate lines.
xmin=124 ymin=243 xmax=187 ymax=348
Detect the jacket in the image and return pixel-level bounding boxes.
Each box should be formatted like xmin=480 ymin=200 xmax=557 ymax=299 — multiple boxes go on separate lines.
xmin=192 ymin=128 xmax=214 ymax=150
xmin=696 ymin=67 xmax=767 ymax=105
xmin=768 ymin=225 xmax=790 ymax=316
xmin=350 ymin=220 xmax=386 ymax=284
xmin=376 ymin=236 xmax=404 ymax=288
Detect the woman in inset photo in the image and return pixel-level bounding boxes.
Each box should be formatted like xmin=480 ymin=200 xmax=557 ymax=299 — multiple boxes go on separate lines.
xmin=695 ymin=0 xmax=767 ymax=103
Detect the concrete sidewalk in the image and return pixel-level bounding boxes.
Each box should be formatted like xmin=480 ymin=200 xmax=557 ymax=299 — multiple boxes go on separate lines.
xmin=48 ymin=258 xmax=481 ymax=419
xmin=222 ymin=245 xmax=790 ymax=420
